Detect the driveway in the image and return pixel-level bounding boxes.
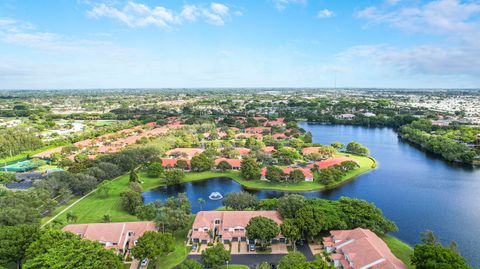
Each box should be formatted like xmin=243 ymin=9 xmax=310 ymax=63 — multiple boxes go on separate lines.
xmin=187 ymin=241 xmax=314 ymax=268
xmin=270 ymin=243 xmax=288 ymax=254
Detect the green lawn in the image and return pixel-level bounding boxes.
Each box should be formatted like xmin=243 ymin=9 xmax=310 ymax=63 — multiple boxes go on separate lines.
xmin=41 ymin=196 xmax=80 ymax=224
xmin=51 ymin=174 xmax=139 ymax=224
xmin=382 ymin=235 xmax=415 ymax=269
xmin=148 ymin=217 xmax=194 ymax=269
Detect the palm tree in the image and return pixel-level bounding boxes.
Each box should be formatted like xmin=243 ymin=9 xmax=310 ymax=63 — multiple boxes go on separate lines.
xmin=66 ymin=212 xmax=78 ymax=223
xmin=197 ymin=198 xmax=205 ymax=211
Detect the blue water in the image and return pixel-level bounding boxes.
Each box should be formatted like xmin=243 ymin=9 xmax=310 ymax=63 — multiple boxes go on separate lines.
xmin=142 ymin=124 xmax=480 ymax=267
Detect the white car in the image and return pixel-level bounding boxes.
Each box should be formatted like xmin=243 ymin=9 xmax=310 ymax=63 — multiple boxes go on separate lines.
xmin=140 ymin=258 xmax=149 ymax=267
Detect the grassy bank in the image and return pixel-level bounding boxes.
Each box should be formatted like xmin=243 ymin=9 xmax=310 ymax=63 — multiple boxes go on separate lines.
xmin=382 ymin=235 xmax=415 ymax=269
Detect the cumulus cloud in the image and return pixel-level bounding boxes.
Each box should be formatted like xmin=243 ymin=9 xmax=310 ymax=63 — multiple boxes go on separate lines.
xmin=272 ymin=0 xmax=307 ymax=11
xmin=87 ymin=1 xmax=236 ymax=28
xmin=317 ymin=9 xmax=334 ymax=18
xmin=349 ymin=0 xmax=480 ymax=78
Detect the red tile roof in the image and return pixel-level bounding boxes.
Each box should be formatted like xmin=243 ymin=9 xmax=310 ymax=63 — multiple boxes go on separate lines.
xmin=63 ymin=221 xmax=156 ymax=252
xmin=245 ymin=127 xmax=271 ymax=134
xmin=326 ymin=228 xmax=408 ymax=269
xmin=191 ymin=211 xmax=283 ymax=240
xmin=214 ymin=158 xmax=241 ymax=168
xmin=282 ymin=167 xmax=313 ymax=178
xmin=262 ymin=146 xmax=276 ymax=153
xmin=31 ymin=147 xmax=64 ymax=158
xmin=308 ymin=156 xmax=357 ymax=169
xmin=272 ymin=133 xmax=287 ymax=139
xmin=160 ymin=158 xmax=191 ymax=168
xmin=267 ymin=118 xmax=285 ymax=125
xmin=166 ymin=148 xmax=204 ymax=158
xmin=235 ymin=147 xmax=251 ymax=156
xmin=302 ymin=147 xmax=322 ymax=155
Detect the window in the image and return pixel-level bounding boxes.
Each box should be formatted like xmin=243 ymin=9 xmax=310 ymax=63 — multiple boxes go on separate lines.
xmin=214 ymin=219 xmax=221 ymax=224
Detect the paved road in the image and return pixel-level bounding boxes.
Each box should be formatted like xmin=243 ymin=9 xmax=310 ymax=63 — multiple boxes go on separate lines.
xmin=187 ymin=241 xmax=314 ymax=268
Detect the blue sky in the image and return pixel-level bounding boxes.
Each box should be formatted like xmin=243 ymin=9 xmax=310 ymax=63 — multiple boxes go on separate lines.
xmin=0 ymin=0 xmax=479 ymax=89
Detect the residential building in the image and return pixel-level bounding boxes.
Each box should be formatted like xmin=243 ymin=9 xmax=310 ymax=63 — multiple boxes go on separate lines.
xmin=323 ymin=228 xmax=408 ymax=269
xmin=190 ymin=211 xmax=284 ymax=244
xmin=214 ymin=158 xmax=241 ymax=170
xmin=63 ymin=221 xmax=157 ymax=255
xmin=166 ymin=148 xmax=204 ymax=159
xmin=307 ymin=156 xmax=357 ymax=169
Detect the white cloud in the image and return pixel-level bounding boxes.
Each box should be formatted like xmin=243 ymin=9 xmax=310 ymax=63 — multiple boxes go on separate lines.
xmin=234 ymin=10 xmax=243 ymax=16
xmin=180 ymin=5 xmax=200 ymax=21
xmin=349 ymin=0 xmax=480 ymax=78
xmin=211 ymin=3 xmax=229 ymax=16
xmin=87 ymin=1 xmax=235 ymax=28
xmin=317 ymin=9 xmax=334 ymax=18
xmin=272 ymin=0 xmax=307 ymax=11
xmin=356 ymin=0 xmax=480 ymax=36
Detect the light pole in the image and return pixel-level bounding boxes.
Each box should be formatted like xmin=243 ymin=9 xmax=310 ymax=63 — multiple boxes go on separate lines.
xmin=226 ymin=261 xmax=229 ymax=269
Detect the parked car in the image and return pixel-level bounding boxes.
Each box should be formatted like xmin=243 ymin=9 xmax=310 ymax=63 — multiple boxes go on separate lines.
xmin=249 ymin=244 xmax=256 ymax=251
xmin=191 ymin=244 xmax=198 ymax=251
xmin=140 ymin=258 xmax=148 ymax=267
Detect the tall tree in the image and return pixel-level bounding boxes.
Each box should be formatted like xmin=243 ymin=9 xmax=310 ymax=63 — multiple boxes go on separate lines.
xmin=280 ymin=219 xmax=301 ymax=251
xmin=222 ymin=192 xmax=257 ymax=210
xmin=131 ymin=231 xmax=175 ymax=262
xmin=0 ymin=225 xmax=39 ymax=269
xmin=276 ymin=195 xmax=306 ymax=219
xmin=240 ymin=157 xmax=261 ymax=180
xmin=412 ymin=244 xmax=471 ymax=269
xmin=246 ymin=216 xmax=280 ymax=250
xmin=201 ymin=243 xmax=231 ymax=269
xmin=23 ymin=235 xmax=123 ymax=269
xmin=278 ymin=252 xmax=307 ymax=269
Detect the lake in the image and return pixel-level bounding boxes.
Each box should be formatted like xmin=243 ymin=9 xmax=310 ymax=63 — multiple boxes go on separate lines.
xmin=142 ymin=124 xmax=480 ymax=267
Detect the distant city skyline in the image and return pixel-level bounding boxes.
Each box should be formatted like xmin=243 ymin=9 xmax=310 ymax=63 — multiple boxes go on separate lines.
xmin=0 ymin=0 xmax=479 ymax=89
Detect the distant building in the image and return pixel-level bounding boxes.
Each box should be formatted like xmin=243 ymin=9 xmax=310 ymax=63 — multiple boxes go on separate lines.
xmin=63 ymin=221 xmax=156 ymax=255
xmin=323 ymin=228 xmax=407 ymax=269
xmin=166 ymin=148 xmax=204 ymax=159
xmin=214 ymin=158 xmax=241 ymax=170
xmin=260 ymin=167 xmax=313 ymax=181
xmin=338 ymin=114 xmax=356 ymax=120
xmin=307 ymin=156 xmax=357 ymax=169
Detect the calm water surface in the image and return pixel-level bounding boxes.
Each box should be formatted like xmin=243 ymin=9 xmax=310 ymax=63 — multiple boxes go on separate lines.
xmin=143 ymin=124 xmax=480 ymax=267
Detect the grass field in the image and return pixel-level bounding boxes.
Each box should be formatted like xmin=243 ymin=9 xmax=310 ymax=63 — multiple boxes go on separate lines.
xmin=382 ymin=235 xmax=415 ymax=269
xmin=51 ymin=174 xmax=139 ymax=224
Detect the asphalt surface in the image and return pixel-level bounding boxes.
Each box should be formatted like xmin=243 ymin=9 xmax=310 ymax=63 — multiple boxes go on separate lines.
xmin=186 ymin=241 xmax=315 ymax=268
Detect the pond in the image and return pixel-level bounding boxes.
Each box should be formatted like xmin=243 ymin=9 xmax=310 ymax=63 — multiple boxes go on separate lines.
xmin=142 ymin=123 xmax=480 ymax=267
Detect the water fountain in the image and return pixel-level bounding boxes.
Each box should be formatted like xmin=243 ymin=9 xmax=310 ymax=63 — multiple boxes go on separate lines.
xmin=208 ymin=192 xmax=223 ymax=200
